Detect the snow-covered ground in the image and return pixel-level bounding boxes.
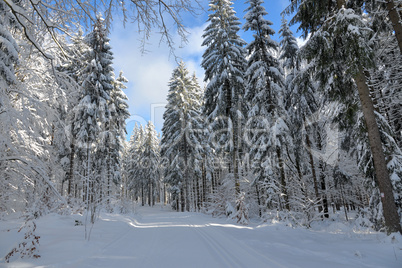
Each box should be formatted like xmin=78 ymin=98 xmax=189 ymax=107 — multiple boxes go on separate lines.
xmin=1 ymin=205 xmax=401 ymax=267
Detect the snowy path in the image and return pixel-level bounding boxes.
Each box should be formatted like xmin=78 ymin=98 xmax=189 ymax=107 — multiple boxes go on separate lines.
xmin=65 ymin=207 xmax=278 ymax=268
xmin=1 ymin=205 xmax=401 ymax=267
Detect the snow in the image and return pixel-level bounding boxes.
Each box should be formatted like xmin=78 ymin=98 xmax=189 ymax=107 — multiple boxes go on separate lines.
xmin=1 ymin=205 xmax=401 ymax=267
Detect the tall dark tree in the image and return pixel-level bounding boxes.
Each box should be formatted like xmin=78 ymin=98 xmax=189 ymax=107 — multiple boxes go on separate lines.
xmin=201 ymin=0 xmax=247 ymax=196
xmin=243 ymin=0 xmax=286 ymax=210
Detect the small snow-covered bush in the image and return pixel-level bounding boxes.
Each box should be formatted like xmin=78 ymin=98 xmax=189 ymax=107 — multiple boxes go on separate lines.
xmin=233 ymin=192 xmax=249 ymax=225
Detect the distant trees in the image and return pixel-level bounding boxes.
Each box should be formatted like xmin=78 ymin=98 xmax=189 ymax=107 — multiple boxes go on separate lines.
xmin=161 ymin=61 xmax=204 ymax=212
xmin=126 ymin=122 xmax=162 ymax=206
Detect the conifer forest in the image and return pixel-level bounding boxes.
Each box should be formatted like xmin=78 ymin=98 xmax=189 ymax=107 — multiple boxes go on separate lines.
xmin=0 ymin=0 xmax=402 ymax=266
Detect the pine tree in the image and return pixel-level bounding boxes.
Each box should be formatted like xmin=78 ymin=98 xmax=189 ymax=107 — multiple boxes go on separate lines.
xmin=243 ymin=0 xmax=287 ymax=210
xmin=73 ymin=15 xmax=114 ymax=224
xmin=161 ymin=61 xmax=204 ymax=211
xmin=201 ymin=0 xmax=247 ymax=198
xmin=368 ymin=30 xmax=402 ymax=222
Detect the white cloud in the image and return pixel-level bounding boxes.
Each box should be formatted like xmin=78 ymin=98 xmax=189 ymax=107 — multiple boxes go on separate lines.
xmin=177 ymin=23 xmax=207 ymax=56
xmin=110 ymin=22 xmax=207 ymax=135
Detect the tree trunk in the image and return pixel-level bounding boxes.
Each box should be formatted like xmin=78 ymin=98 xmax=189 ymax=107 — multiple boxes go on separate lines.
xmin=141 ymin=183 xmax=144 ymax=206
xmin=319 ymin=160 xmax=329 ymax=218
xmin=202 ymin=158 xmax=207 ymax=207
xmin=211 ymin=168 xmax=216 ymax=193
xmin=385 ymin=0 xmax=402 ymax=53
xmin=316 ymin=131 xmax=329 ymax=218
xmin=196 ymin=176 xmax=201 ymax=211
xmin=255 ymin=183 xmax=262 ymax=217
xmin=276 ymin=147 xmax=289 ymax=210
xmin=183 ymin=138 xmax=190 ymax=212
xmin=340 ymin=183 xmax=349 ymax=221
xmin=107 ymin=154 xmax=111 ymax=205
xmin=304 ymin=129 xmax=323 ymax=214
xmin=152 ymin=180 xmax=155 ymax=206
xmin=148 ymin=177 xmax=151 ymax=206
xmin=355 ymin=68 xmax=401 ymax=234
xmin=67 ymin=138 xmax=75 ymax=196
xmin=233 ymin=149 xmax=240 ymax=195
xmin=180 ymin=184 xmax=185 ymax=212
xmin=233 ymin=101 xmax=241 ymax=196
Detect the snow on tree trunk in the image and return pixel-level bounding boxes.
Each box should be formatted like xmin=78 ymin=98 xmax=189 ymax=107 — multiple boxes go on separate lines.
xmin=355 ymin=68 xmax=402 ymax=234
xmin=385 ymin=0 xmax=402 ymax=53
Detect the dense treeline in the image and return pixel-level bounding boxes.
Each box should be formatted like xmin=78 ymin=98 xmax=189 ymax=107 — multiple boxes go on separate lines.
xmin=124 ymin=0 xmax=402 ymax=233
xmin=0 ymin=0 xmax=401 ymax=236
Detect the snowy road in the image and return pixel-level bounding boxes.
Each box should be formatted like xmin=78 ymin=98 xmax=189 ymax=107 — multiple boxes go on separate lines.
xmin=64 ymin=207 xmax=280 ymax=268
xmin=1 ymin=205 xmax=401 ymax=267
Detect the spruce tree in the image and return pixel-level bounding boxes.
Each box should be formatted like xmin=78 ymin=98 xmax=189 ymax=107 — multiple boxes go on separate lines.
xmin=161 ymin=61 xmax=204 ymax=211
xmin=243 ymin=0 xmax=287 ymax=210
xmin=73 ymin=15 xmax=114 ymax=223
xmin=201 ymin=0 xmax=247 ymax=197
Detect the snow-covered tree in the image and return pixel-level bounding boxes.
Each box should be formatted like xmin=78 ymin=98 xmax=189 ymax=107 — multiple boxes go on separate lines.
xmin=106 ymin=71 xmax=130 ymax=202
xmin=125 ymin=122 xmax=161 ymax=206
xmin=243 ymin=0 xmax=287 ymax=212
xmin=284 ymin=0 xmax=401 ymax=233
xmin=201 ymin=0 xmax=247 ymax=199
xmin=142 ymin=121 xmax=161 ymax=206
xmin=127 ymin=124 xmax=146 ymax=204
xmin=55 ymin=29 xmax=90 ymax=198
xmin=0 ymin=1 xmax=19 ymax=86
xmin=0 ymin=1 xmax=20 ymax=212
xmin=4 ymin=1 xmax=203 ymax=59
xmin=0 ymin=2 xmax=73 ymax=214
xmin=161 ymin=61 xmax=204 ymax=211
xmin=72 ymin=15 xmax=114 ymax=223
xmin=278 ymin=16 xmax=324 ymax=221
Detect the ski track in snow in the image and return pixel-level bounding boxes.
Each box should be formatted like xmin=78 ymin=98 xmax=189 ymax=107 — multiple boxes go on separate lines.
xmin=0 ymin=205 xmax=401 ymax=267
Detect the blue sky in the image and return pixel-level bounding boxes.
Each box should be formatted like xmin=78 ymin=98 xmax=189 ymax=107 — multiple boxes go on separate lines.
xmin=109 ymin=0 xmax=303 ymax=139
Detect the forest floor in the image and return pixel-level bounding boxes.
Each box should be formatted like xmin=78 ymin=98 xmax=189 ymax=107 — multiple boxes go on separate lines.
xmin=0 ymin=204 xmax=401 ymax=267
